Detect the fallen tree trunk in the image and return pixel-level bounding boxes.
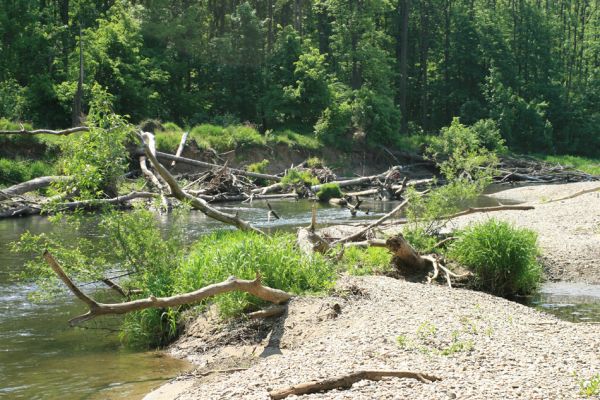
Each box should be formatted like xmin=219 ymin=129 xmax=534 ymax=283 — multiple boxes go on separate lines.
xmin=269 ymin=370 xmax=441 ymax=399
xmin=0 ymin=176 xmax=71 ymax=198
xmin=0 ymin=191 xmax=157 ymax=218
xmin=43 ymin=251 xmax=291 ymax=326
xmin=141 ymin=132 xmax=264 ymax=234
xmin=0 ymin=126 xmax=89 ymax=136
xmin=144 ymin=150 xmax=281 ymax=182
xmin=310 ymin=166 xmax=403 ymax=192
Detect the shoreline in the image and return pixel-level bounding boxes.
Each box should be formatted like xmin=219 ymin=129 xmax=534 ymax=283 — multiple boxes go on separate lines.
xmin=144 ymin=181 xmax=600 ymax=399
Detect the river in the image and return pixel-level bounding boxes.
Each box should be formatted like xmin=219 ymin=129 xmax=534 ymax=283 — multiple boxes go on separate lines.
xmin=1 ymin=198 xmax=598 ymax=399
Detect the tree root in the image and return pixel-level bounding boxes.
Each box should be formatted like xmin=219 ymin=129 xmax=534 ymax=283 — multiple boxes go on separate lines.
xmin=269 ymin=370 xmax=441 ymax=399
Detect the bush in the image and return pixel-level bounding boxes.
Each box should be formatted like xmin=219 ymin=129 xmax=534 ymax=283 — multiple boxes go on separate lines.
xmin=316 ymin=183 xmax=343 ymax=202
xmin=448 ymin=219 xmax=542 ymax=296
xmin=246 ymin=159 xmax=270 ymax=185
xmin=177 ymin=231 xmax=335 ymax=317
xmin=306 ymin=157 xmax=324 ymax=168
xmin=0 ymin=158 xmax=56 ymax=186
xmin=281 ymin=169 xmax=319 ymax=188
xmin=189 ymin=124 xmax=266 ymax=152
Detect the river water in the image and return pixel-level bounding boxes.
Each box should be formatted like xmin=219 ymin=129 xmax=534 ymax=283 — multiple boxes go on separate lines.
xmin=1 ymin=197 xmax=598 ymax=399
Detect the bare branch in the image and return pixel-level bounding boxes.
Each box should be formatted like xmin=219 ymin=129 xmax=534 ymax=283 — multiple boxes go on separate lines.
xmin=269 ymin=370 xmax=441 ymax=399
xmin=43 ymin=251 xmax=291 ymax=326
xmin=0 ymin=126 xmax=89 ymax=136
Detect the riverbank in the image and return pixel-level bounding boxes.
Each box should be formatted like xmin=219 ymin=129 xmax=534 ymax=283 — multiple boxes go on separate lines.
xmin=145 ymin=182 xmax=600 ymax=399
xmin=146 ymin=275 xmax=599 ymax=400
xmin=449 ymin=181 xmax=600 ymax=284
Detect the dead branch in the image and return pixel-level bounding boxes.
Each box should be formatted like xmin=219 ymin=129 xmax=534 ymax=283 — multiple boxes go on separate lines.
xmin=269 ymin=370 xmax=441 ymax=399
xmin=171 ymin=131 xmax=189 ymax=167
xmin=437 ymin=205 xmax=534 ymax=220
xmin=546 ymin=185 xmax=600 ymax=203
xmin=0 ymin=191 xmax=157 ymax=218
xmin=145 ymin=150 xmax=281 ymax=182
xmin=0 ymin=126 xmax=89 ymax=135
xmin=332 ymin=199 xmax=410 ymax=245
xmin=0 ymin=176 xmax=71 ymax=198
xmin=43 ymin=251 xmax=291 ymax=326
xmin=141 ymin=132 xmax=263 ymax=234
xmin=246 ymin=305 xmax=287 ymax=320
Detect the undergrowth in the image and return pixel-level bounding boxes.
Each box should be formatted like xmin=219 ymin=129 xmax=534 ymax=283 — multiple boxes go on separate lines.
xmin=177 ymin=231 xmax=336 ymax=318
xmin=281 ymin=169 xmax=319 ymax=188
xmin=338 ymin=246 xmax=392 ymax=276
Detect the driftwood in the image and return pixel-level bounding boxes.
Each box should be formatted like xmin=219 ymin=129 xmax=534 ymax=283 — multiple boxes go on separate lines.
xmin=269 ymin=370 xmax=441 ymax=399
xmin=332 ymin=198 xmax=410 ymax=245
xmin=141 ymin=132 xmax=263 ymax=233
xmin=246 ymin=305 xmax=287 ymax=320
xmin=171 ymin=131 xmax=189 ymax=167
xmin=147 ymin=150 xmax=281 ymax=182
xmin=43 ymin=251 xmax=291 ymax=325
xmin=0 ymin=126 xmax=89 ymax=136
xmin=0 ymin=191 xmax=157 ymax=218
xmin=0 ymin=176 xmax=71 ymax=198
xmin=386 ymin=235 xmax=430 ymax=275
xmin=546 ymin=185 xmax=600 ymax=203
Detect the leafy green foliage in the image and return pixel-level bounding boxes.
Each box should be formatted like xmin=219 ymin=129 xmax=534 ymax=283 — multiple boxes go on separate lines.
xmin=338 ymin=246 xmax=392 ymax=276
xmin=316 ymin=183 xmax=343 ymax=202
xmin=448 ymin=219 xmax=542 ymax=296
xmin=246 ymin=159 xmax=270 ymax=185
xmin=177 ymin=231 xmax=335 ymax=317
xmin=306 ymin=157 xmax=324 ymax=168
xmin=281 ymin=169 xmax=319 ymax=188
xmin=0 ymin=158 xmax=56 ymax=187
xmin=57 ymin=86 xmax=132 ymax=198
xmin=575 ymin=372 xmax=600 ymax=398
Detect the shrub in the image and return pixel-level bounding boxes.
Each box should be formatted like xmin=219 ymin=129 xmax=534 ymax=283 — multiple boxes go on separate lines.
xmin=316 ymin=183 xmax=343 ymax=202
xmin=246 ymin=159 xmax=270 ymax=185
xmin=448 ymin=219 xmax=542 ymax=296
xmin=0 ymin=158 xmax=56 ymax=186
xmin=338 ymin=246 xmax=392 ymax=276
xmin=281 ymin=169 xmax=319 ymax=188
xmin=177 ymin=231 xmax=336 ymax=317
xmin=306 ymin=157 xmax=324 ymax=168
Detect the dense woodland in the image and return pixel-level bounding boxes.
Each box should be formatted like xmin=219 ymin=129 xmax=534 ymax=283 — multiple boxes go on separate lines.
xmin=0 ymin=0 xmax=599 ymax=155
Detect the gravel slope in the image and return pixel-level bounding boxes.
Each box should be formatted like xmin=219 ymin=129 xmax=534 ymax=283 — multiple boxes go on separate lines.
xmin=145 ymin=275 xmax=599 ymax=400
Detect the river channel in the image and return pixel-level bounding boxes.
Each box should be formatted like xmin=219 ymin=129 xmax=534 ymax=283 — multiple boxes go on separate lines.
xmin=1 ymin=197 xmax=598 ymax=399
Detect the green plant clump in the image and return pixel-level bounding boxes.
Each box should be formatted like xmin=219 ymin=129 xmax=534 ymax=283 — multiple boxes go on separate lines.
xmin=448 ymin=219 xmax=542 ymax=296
xmin=177 ymin=231 xmax=336 ymax=318
xmin=281 ymin=169 xmax=319 ymax=188
xmin=246 ymin=159 xmax=270 ymax=185
xmin=339 ymin=245 xmax=392 ymax=276
xmin=316 ymin=183 xmax=343 ymax=202
xmin=576 ymin=372 xmax=600 ymax=398
xmin=0 ymin=158 xmax=56 ymax=187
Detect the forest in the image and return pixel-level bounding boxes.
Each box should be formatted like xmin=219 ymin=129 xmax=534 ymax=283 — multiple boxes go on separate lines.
xmin=1 ymin=0 xmax=599 ymax=155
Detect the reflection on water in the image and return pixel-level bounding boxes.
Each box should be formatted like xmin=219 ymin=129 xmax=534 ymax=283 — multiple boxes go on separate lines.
xmin=0 ymin=199 xmax=399 ymax=399
xmin=523 ymin=282 xmax=600 ymax=323
xmin=1 ymin=194 xmax=591 ymax=399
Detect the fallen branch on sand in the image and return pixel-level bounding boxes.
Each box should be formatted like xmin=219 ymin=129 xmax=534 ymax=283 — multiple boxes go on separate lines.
xmin=43 ymin=251 xmax=292 ymax=326
xmin=268 ymin=370 xmax=441 ymax=399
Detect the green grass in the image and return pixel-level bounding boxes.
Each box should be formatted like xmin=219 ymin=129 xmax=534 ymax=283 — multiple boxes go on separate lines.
xmin=393 ymin=134 xmax=435 ymax=153
xmin=316 ymin=183 xmax=343 ymax=202
xmin=176 ymin=231 xmax=336 ymax=318
xmin=0 ymin=158 xmax=57 ymax=187
xmin=448 ymin=219 xmax=542 ymax=296
xmin=338 ymin=246 xmax=393 ymax=276
xmin=155 ymin=123 xmax=323 ymax=153
xmin=533 ymin=154 xmax=600 ymax=176
xmin=281 ymin=169 xmax=319 ymax=188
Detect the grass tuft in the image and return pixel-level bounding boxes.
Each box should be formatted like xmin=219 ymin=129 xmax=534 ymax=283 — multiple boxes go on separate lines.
xmin=448 ymin=219 xmax=542 ymax=296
